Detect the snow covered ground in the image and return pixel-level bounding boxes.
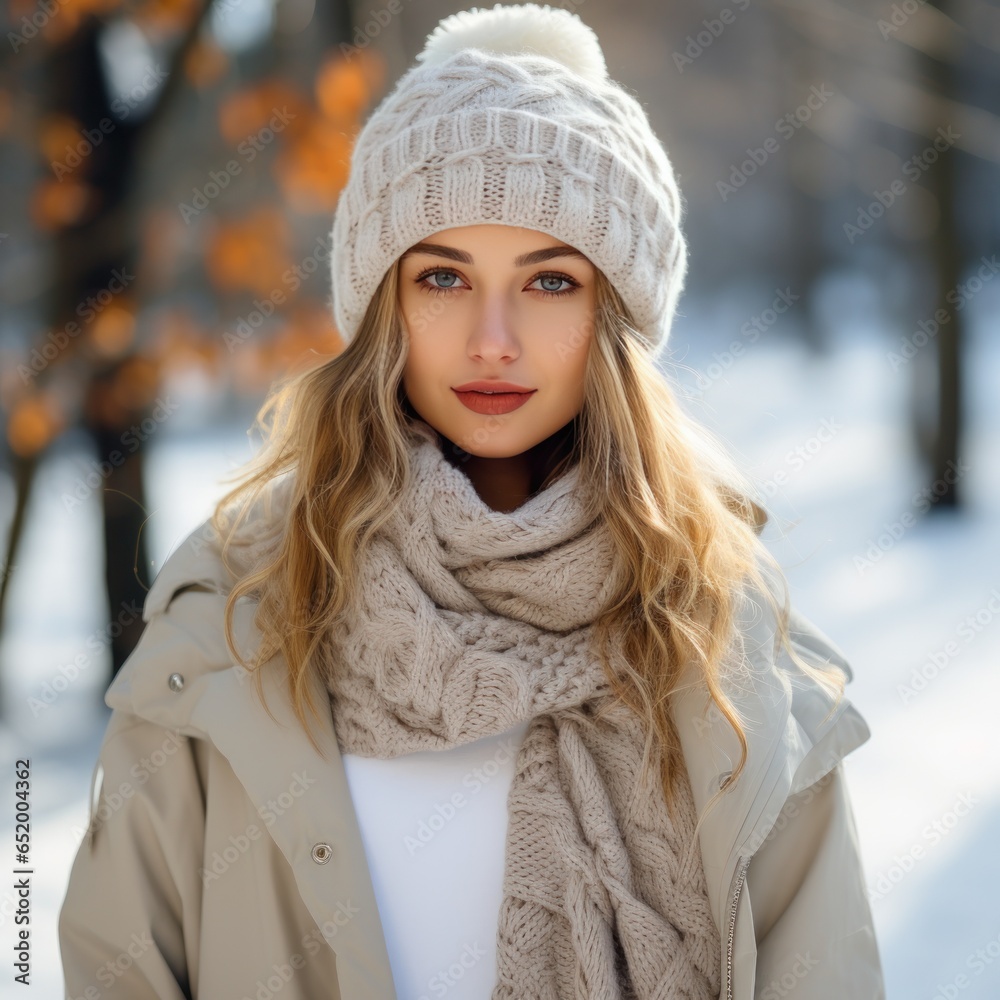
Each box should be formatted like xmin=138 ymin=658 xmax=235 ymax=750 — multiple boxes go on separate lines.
xmin=1 ymin=271 xmax=997 ymax=998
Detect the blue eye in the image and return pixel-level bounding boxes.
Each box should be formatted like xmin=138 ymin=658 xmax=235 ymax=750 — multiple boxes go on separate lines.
xmin=413 ymin=268 xmax=468 ymax=295
xmin=532 ymin=274 xmax=577 ymax=295
xmin=413 ymin=268 xmax=581 ymax=299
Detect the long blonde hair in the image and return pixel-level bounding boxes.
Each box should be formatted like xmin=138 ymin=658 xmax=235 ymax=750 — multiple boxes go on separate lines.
xmin=210 ymin=256 xmax=846 ymax=823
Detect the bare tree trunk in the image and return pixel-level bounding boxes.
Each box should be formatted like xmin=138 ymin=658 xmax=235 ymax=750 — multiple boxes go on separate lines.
xmin=919 ymin=0 xmax=963 ymax=509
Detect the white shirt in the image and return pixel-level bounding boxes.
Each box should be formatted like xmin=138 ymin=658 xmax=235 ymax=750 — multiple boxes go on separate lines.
xmin=340 ymin=718 xmax=531 ymax=1000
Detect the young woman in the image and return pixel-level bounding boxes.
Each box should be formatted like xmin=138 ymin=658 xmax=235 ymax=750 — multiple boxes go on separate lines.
xmin=59 ymin=5 xmax=885 ymax=998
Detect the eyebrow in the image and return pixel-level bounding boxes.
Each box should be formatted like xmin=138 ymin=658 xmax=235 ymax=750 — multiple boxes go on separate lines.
xmin=399 ymin=241 xmax=591 ymax=267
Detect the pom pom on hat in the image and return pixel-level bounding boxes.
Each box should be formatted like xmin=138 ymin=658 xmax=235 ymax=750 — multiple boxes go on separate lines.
xmin=416 ymin=2 xmax=608 ymax=83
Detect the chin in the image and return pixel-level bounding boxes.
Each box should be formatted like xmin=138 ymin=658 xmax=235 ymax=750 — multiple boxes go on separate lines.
xmin=442 ymin=415 xmax=548 ymax=459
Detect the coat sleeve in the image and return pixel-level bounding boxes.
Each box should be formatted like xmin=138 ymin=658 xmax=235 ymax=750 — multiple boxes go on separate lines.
xmin=744 ymin=762 xmax=886 ymax=999
xmin=58 ymin=711 xmax=207 ymax=1000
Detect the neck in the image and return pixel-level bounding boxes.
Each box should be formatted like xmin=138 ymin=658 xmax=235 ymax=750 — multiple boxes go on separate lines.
xmin=438 ymin=419 xmax=578 ymax=514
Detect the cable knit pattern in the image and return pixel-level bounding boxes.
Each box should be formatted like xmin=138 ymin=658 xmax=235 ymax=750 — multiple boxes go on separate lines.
xmin=328 ymin=3 xmax=689 ymax=358
xmin=317 ymin=418 xmax=721 ymax=999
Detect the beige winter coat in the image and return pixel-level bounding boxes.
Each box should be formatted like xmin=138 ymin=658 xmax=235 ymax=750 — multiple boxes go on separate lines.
xmin=59 ymin=520 xmax=886 ymax=1000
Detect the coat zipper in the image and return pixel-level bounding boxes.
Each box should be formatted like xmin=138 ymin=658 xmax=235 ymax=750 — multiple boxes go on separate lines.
xmin=725 ymin=855 xmax=752 ymax=1000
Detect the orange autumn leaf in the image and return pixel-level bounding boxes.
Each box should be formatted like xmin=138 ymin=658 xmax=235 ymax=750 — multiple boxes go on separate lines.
xmin=206 ymin=208 xmax=292 ymax=296
xmin=30 ymin=178 xmax=97 ymax=230
xmin=315 ymin=50 xmax=385 ymax=125
xmin=39 ymin=114 xmax=84 ymax=165
xmin=274 ymin=120 xmax=353 ymax=213
xmin=88 ymin=303 xmax=136 ymax=358
xmin=218 ymin=80 xmax=310 ymax=144
xmin=184 ymin=38 xmax=229 ymax=89
xmin=7 ymin=395 xmax=64 ymax=457
xmin=315 ymin=58 xmax=368 ymax=125
xmin=138 ymin=0 xmax=203 ymax=34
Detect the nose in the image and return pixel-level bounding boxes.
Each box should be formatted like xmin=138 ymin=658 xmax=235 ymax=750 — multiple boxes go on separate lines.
xmin=466 ymin=292 xmax=521 ymax=361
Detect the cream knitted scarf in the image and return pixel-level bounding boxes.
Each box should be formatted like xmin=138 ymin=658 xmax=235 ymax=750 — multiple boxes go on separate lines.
xmin=316 ymin=419 xmax=721 ymax=999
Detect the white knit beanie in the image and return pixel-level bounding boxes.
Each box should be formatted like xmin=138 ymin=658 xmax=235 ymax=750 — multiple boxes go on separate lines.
xmin=329 ymin=2 xmax=689 ymax=357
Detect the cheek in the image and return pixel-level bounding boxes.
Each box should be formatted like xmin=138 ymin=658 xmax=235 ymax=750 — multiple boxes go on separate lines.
xmin=398 ymin=288 xmax=426 ymax=340
xmin=402 ymin=336 xmax=432 ymax=387
xmin=542 ymin=301 xmax=593 ymax=383
xmin=402 ymin=326 xmax=452 ymax=403
xmin=399 ymin=280 xmax=444 ymax=336
xmin=400 ymin=290 xmax=463 ymax=352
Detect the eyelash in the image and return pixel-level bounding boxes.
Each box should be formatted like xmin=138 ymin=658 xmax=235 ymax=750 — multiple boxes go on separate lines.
xmin=412 ymin=267 xmax=582 ymax=299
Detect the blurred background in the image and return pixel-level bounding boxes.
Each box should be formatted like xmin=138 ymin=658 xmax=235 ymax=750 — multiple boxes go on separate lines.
xmin=1 ymin=0 xmax=998 ymax=995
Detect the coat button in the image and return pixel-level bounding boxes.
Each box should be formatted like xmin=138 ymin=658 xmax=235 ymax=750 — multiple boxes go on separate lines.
xmin=311 ymin=842 xmax=333 ymax=864
xmin=167 ymin=673 xmax=185 ymax=691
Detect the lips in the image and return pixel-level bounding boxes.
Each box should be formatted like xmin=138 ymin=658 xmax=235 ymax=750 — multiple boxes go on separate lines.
xmin=452 ymin=381 xmax=534 ymax=393
xmin=452 ymin=387 xmax=537 ymax=415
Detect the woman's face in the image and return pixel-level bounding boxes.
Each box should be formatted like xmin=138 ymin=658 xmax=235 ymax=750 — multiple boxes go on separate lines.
xmin=397 ymin=224 xmax=596 ymax=458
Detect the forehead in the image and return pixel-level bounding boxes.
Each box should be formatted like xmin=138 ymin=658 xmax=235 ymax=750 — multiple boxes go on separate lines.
xmin=400 ymin=227 xmax=592 ymax=267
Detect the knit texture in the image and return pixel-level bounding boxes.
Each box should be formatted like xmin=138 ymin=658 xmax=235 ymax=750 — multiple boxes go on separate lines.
xmin=329 ymin=3 xmax=689 ymax=358
xmin=315 ymin=418 xmax=722 ymax=999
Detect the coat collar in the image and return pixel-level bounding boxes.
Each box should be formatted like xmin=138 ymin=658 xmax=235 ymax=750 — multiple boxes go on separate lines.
xmin=107 ymin=525 xmax=398 ymax=998
xmin=109 ymin=522 xmax=871 ymax=1000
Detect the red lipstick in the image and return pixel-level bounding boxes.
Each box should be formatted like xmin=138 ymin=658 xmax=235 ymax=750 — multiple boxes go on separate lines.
xmin=452 ymin=380 xmax=537 ymax=415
